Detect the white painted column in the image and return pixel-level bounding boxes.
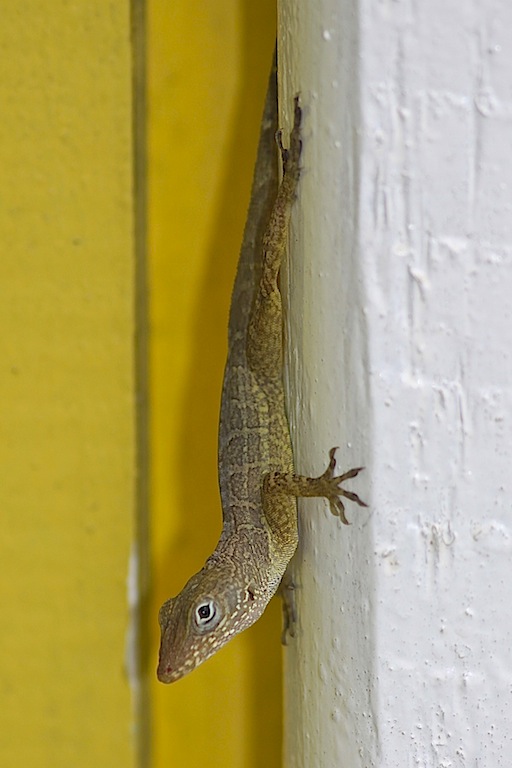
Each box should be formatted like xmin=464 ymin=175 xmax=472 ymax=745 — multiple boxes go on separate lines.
xmin=279 ymin=1 xmax=512 ymax=766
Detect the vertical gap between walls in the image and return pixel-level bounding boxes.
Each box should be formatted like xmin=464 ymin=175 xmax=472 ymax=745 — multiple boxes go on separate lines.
xmin=130 ymin=1 xmax=152 ymax=766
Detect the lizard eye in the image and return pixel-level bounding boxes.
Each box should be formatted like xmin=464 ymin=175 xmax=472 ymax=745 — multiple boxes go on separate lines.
xmin=194 ymin=600 xmax=217 ymax=627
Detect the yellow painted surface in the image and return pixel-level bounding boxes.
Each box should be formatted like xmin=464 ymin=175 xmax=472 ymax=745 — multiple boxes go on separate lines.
xmin=0 ymin=3 xmax=137 ymax=767
xmin=147 ymin=2 xmax=283 ymax=767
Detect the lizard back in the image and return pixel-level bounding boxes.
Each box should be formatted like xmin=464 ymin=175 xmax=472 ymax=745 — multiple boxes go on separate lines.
xmin=218 ymin=55 xmax=294 ymax=537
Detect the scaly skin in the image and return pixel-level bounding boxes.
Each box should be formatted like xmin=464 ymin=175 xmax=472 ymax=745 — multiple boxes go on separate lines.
xmin=157 ymin=58 xmax=366 ymax=684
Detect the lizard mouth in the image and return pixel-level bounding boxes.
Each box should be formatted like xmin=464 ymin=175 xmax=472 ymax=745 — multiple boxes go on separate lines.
xmin=156 ymin=663 xmax=175 ymax=684
xmin=157 ymin=655 xmax=198 ymax=684
xmin=157 ymin=661 xmax=183 ymax=684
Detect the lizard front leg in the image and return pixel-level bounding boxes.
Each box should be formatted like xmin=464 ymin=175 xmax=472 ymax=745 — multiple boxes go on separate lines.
xmin=268 ymin=448 xmax=366 ymax=642
xmin=264 ymin=447 xmax=368 ymax=527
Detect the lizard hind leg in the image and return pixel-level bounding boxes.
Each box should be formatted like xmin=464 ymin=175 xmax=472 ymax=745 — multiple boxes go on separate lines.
xmin=276 ymin=95 xmax=302 ymax=185
xmin=246 ymin=97 xmax=303 ymax=382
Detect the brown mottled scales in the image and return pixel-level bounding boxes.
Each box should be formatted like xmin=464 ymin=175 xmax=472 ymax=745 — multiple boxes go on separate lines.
xmin=157 ymin=56 xmax=367 ymax=683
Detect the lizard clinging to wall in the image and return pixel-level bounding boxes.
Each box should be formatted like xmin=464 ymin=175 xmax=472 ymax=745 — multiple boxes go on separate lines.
xmin=157 ymin=53 xmax=366 ymax=684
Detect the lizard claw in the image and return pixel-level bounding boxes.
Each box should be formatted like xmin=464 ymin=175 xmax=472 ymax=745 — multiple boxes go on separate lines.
xmin=321 ymin=447 xmax=368 ymax=525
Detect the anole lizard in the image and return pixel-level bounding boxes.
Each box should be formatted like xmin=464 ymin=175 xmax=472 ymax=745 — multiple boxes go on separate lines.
xmin=157 ymin=55 xmax=366 ymax=684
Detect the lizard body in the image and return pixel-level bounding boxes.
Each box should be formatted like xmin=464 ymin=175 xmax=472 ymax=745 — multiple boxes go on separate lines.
xmin=157 ymin=56 xmax=366 ymax=684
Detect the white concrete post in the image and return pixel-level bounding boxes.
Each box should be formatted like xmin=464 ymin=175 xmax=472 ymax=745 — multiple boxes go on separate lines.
xmin=280 ymin=0 xmax=512 ymax=765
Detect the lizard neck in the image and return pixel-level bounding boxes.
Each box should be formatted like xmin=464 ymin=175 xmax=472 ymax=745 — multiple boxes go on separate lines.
xmin=205 ymin=523 xmax=285 ymax=603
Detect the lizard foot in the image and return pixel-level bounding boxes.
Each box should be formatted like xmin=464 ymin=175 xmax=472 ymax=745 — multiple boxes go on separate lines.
xmin=276 ymin=94 xmax=302 ymax=181
xmin=316 ymin=447 xmax=368 ymax=525
xmin=278 ymin=572 xmax=297 ymax=645
xmin=264 ymin=448 xmax=367 ymax=526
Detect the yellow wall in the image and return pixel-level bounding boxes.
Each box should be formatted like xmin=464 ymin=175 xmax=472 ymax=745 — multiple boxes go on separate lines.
xmin=147 ymin=2 xmax=283 ymax=767
xmin=0 ymin=3 xmax=138 ymax=767
xmin=1 ymin=3 xmax=283 ymax=766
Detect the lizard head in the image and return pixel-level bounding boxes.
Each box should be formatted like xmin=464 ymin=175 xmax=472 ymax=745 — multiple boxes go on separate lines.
xmin=157 ymin=565 xmax=268 ymax=683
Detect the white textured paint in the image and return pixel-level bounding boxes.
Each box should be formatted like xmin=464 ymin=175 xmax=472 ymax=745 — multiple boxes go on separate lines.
xmin=279 ymin=0 xmax=512 ymax=766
